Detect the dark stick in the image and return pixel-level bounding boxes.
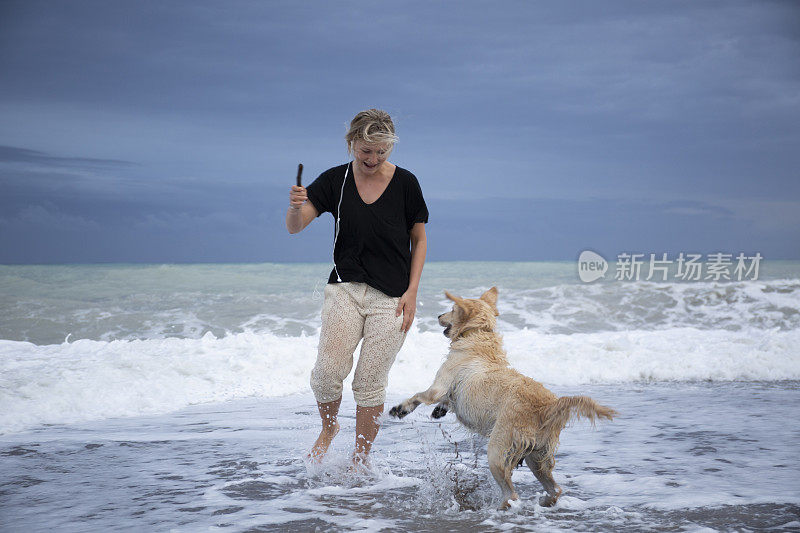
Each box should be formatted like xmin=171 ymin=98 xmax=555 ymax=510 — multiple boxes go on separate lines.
xmin=296 ymin=163 xmax=303 ymax=187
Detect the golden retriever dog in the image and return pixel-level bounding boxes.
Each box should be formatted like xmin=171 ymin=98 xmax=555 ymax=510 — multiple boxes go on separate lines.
xmin=389 ymin=287 xmax=617 ymax=510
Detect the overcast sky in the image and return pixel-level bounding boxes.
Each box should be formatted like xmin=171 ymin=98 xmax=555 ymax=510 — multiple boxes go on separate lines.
xmin=1 ymin=0 xmax=798 ymax=263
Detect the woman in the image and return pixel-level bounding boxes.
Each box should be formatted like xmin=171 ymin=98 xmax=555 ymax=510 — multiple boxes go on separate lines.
xmin=286 ymin=109 xmax=428 ymax=466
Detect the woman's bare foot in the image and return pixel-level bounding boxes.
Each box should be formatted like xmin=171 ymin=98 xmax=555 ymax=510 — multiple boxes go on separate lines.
xmin=348 ymin=451 xmax=371 ymax=475
xmin=308 ymin=421 xmax=340 ymax=461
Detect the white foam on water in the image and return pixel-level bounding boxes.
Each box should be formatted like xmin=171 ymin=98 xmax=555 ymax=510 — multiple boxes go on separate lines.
xmin=2 ymin=385 xmax=798 ymax=532
xmin=3 ymin=265 xmax=798 ymax=529
xmin=495 ymin=278 xmax=800 ymax=334
xmin=2 ymin=323 xmax=799 ymax=434
xmin=499 ymin=326 xmax=800 ymax=385
xmin=3 ymin=262 xmax=799 ymax=343
xmin=0 ymin=331 xmax=317 ymax=434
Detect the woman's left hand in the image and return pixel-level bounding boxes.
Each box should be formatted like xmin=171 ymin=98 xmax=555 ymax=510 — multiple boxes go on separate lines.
xmin=396 ymin=289 xmax=417 ymax=333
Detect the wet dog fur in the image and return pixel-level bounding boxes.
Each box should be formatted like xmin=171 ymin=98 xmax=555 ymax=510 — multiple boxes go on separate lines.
xmin=390 ymin=287 xmax=617 ymax=510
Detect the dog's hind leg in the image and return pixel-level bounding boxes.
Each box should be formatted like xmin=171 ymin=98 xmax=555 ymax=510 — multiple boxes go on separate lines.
xmin=487 ymin=433 xmax=519 ymax=510
xmin=524 ymin=451 xmax=562 ymax=507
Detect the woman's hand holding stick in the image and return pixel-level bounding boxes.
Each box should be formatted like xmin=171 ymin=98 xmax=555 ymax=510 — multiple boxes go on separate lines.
xmin=289 ymin=163 xmax=305 ymax=210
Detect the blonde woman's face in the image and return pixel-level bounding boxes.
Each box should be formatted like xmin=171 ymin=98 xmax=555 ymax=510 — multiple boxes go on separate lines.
xmin=353 ymin=139 xmax=391 ymax=175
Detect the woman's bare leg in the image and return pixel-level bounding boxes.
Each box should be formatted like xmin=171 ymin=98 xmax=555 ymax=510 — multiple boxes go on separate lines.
xmin=353 ymin=403 xmax=384 ymax=466
xmin=309 ymin=397 xmax=341 ymax=460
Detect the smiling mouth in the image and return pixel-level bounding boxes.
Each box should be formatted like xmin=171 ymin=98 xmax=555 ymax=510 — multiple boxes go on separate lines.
xmin=443 ymin=325 xmax=451 ymax=337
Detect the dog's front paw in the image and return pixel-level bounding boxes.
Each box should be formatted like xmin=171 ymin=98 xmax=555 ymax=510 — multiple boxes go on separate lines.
xmin=389 ymin=404 xmax=408 ymax=419
xmin=431 ymin=404 xmax=448 ymax=419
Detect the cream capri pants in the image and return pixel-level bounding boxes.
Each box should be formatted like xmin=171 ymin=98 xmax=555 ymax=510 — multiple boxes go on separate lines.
xmin=310 ymin=282 xmax=407 ymax=407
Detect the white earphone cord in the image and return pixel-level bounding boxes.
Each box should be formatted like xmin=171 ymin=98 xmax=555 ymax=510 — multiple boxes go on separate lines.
xmin=332 ymin=162 xmax=349 ymax=282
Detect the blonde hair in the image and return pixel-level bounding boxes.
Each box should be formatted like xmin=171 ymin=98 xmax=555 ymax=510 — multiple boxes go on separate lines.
xmin=345 ymin=109 xmax=398 ymax=155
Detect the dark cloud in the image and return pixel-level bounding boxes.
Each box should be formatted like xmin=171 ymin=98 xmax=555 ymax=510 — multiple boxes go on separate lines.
xmin=0 ymin=145 xmax=136 ymax=168
xmin=0 ymin=0 xmax=798 ymax=262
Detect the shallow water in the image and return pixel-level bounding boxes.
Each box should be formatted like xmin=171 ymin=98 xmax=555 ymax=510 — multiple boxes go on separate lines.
xmin=2 ymin=382 xmax=798 ymax=532
xmin=2 ymin=262 xmax=798 ymax=530
xmin=3 ymin=262 xmax=800 ymax=435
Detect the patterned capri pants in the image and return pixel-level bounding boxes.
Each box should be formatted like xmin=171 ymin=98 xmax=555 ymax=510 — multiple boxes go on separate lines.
xmin=310 ymin=282 xmax=408 ymax=407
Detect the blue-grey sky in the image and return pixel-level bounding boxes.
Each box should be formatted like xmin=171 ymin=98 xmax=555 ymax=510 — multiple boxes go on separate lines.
xmin=1 ymin=0 xmax=798 ymax=263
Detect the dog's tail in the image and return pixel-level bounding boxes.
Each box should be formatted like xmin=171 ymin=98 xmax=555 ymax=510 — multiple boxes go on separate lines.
xmin=541 ymin=395 xmax=617 ymax=436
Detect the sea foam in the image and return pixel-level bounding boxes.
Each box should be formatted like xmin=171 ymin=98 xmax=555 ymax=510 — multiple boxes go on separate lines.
xmin=2 ymin=325 xmax=798 ymax=435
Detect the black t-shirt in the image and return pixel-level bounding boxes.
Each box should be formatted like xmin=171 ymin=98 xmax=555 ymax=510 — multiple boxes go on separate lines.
xmin=306 ymin=162 xmax=429 ymax=297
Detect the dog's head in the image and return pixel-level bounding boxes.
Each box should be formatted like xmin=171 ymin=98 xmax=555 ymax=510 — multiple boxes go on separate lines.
xmin=438 ymin=287 xmax=499 ymax=340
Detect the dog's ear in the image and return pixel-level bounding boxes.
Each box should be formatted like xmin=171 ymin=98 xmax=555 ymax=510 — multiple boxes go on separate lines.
xmin=480 ymin=286 xmax=499 ymax=316
xmin=444 ymin=291 xmax=466 ymax=311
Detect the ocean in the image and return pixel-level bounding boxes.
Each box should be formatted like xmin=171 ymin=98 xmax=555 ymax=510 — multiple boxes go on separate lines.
xmin=1 ymin=261 xmax=799 ymax=532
